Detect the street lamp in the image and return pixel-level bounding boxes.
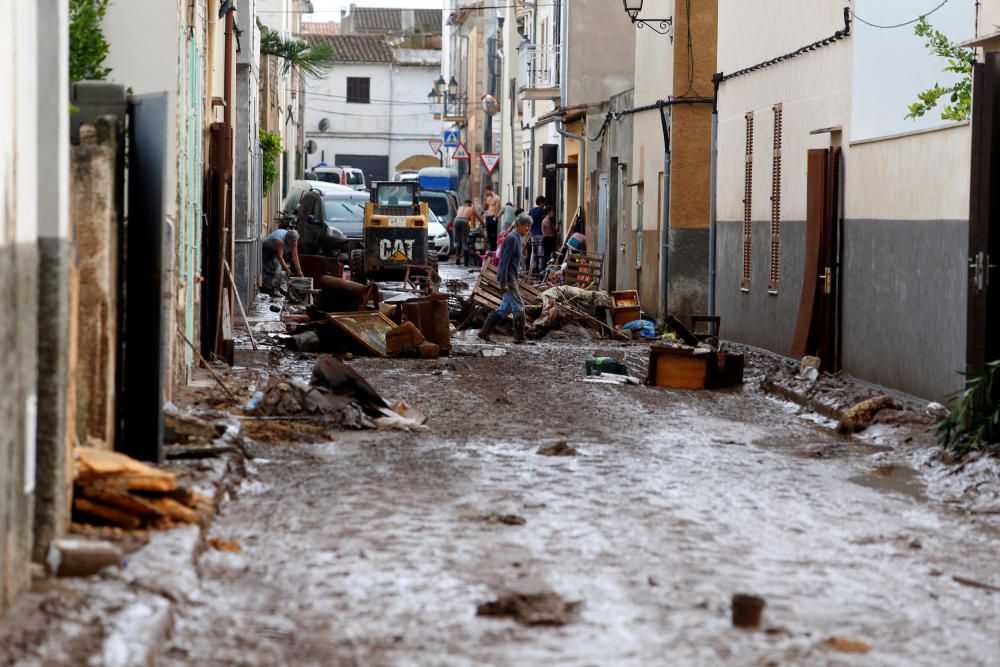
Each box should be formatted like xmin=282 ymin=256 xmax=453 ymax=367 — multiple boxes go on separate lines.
xmin=621 ymin=0 xmax=673 ymax=38
xmin=429 ymin=76 xmax=464 ymax=119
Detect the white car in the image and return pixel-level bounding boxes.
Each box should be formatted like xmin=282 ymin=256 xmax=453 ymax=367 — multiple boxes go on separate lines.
xmin=427 ymin=210 xmax=451 ymax=259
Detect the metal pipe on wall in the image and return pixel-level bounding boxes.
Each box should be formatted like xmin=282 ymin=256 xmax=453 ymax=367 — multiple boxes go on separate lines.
xmin=658 ymin=104 xmax=671 ymax=323
xmin=708 ymin=107 xmax=718 ymax=316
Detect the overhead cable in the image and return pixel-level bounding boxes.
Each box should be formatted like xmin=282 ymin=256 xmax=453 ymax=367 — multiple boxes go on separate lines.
xmin=852 ymin=0 xmax=950 ymax=29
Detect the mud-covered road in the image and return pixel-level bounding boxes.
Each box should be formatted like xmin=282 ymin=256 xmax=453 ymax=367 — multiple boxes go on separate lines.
xmin=163 ymin=285 xmax=1000 ymax=666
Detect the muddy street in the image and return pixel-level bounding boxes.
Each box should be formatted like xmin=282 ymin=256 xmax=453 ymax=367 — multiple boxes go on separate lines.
xmin=161 ymin=333 xmax=1000 ymax=666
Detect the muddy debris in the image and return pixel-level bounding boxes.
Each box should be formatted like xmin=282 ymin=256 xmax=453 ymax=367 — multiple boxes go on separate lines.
xmin=837 ymin=394 xmax=897 ymax=433
xmin=208 ymin=536 xmax=241 ymax=553
xmin=479 ymin=513 xmax=526 ymax=526
xmin=731 ymin=593 xmax=766 ymax=628
xmin=537 ymin=441 xmax=578 ymax=457
xmin=822 ymin=636 xmax=871 ymax=654
xmin=476 ymin=592 xmax=581 ymax=626
xmin=240 ymin=419 xmax=337 ymax=444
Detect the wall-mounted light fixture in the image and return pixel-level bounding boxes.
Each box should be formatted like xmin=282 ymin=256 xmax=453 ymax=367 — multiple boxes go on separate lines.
xmin=621 ymin=0 xmax=673 ymax=39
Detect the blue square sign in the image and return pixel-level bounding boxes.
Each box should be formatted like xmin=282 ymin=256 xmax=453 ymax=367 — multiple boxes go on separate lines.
xmin=443 ymin=130 xmax=460 ymax=148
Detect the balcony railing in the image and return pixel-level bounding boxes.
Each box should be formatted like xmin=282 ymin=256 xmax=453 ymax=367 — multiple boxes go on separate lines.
xmin=518 ymin=43 xmax=560 ymax=99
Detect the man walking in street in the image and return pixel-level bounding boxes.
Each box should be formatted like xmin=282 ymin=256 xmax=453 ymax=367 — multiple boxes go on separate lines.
xmin=528 ymin=196 xmax=547 ymax=275
xmin=483 ymin=184 xmax=502 ymax=252
xmin=453 ymin=200 xmax=483 ymax=266
xmin=479 ymin=213 xmax=532 ymax=344
xmin=261 ymin=228 xmax=303 ymax=293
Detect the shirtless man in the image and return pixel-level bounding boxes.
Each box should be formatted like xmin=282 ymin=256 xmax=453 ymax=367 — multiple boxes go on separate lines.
xmin=453 ymin=199 xmax=484 ymax=266
xmin=483 ymin=184 xmax=502 ymax=252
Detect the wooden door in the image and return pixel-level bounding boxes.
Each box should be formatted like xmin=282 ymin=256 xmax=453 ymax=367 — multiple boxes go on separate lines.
xmin=791 ymin=147 xmax=841 ymax=369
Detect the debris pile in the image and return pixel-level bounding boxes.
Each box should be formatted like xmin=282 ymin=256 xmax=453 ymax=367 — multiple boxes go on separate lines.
xmin=476 ymin=592 xmax=581 ymax=626
xmin=72 ymin=447 xmax=212 ymax=530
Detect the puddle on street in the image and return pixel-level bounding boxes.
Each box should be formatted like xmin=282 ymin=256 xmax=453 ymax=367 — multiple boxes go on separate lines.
xmin=849 ymin=463 xmax=927 ymax=501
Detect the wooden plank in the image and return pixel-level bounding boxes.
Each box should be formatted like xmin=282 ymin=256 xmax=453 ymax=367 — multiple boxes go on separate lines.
xmin=74 ymin=497 xmax=142 ymax=529
xmin=79 ymin=487 xmax=167 ymax=518
xmin=143 ymin=497 xmax=200 ymax=524
xmin=75 ymin=447 xmax=177 ymax=492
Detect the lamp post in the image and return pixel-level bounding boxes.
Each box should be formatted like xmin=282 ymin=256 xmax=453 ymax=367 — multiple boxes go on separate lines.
xmin=621 ymin=0 xmax=673 ymax=39
xmin=428 ymin=76 xmax=463 ymax=119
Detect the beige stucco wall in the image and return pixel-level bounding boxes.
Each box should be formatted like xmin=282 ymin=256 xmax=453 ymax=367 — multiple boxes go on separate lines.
xmin=847 ymin=123 xmax=971 ymax=221
xmin=979 ymin=0 xmax=1000 ymax=36
xmin=566 ymin=0 xmax=635 ymax=106
xmin=717 ymin=1 xmax=852 ymax=224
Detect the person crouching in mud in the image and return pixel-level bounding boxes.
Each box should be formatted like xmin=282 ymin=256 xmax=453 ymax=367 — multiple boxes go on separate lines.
xmin=478 ymin=213 xmax=532 ymax=344
xmin=261 ymin=227 xmax=303 ymax=293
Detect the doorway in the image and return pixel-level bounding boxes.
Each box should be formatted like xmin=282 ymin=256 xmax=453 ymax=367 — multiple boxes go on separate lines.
xmin=791 ymin=147 xmax=842 ymax=370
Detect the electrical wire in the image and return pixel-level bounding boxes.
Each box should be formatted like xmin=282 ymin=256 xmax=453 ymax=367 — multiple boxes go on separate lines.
xmin=852 ymin=0 xmax=950 ymax=29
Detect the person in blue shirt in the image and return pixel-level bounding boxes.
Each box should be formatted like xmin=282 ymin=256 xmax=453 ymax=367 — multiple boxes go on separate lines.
xmin=527 ymin=196 xmax=546 ymax=275
xmin=261 ymin=228 xmax=303 ymax=291
xmin=478 ymin=213 xmax=532 ymax=344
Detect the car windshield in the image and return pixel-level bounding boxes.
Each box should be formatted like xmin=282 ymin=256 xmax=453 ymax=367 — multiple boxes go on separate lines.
xmin=422 ymin=194 xmax=450 ymax=218
xmin=346 ymin=171 xmax=365 ymax=186
xmin=323 ymin=199 xmax=364 ymax=221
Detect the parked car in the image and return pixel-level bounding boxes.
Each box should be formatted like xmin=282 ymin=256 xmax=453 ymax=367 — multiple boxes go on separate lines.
xmin=292 ymin=185 xmax=367 ymax=254
xmin=393 ymin=169 xmax=419 ymax=182
xmin=419 ymin=189 xmax=458 ymax=232
xmin=305 ymin=166 xmax=350 ymax=186
xmin=282 ymin=179 xmax=354 ymax=219
xmin=343 ymin=167 xmax=367 ymax=191
xmin=426 ymin=209 xmax=451 ymax=259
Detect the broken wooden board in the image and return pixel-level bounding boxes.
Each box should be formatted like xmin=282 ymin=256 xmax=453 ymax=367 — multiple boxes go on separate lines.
xmin=74 ymin=497 xmax=143 ymax=530
xmin=75 ymin=447 xmax=177 ymax=492
xmin=471 ymin=264 xmax=543 ymax=313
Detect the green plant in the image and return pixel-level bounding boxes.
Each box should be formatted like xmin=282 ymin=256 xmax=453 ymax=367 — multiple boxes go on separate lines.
xmin=935 ymin=360 xmax=1000 ymax=454
xmin=906 ymin=17 xmax=975 ymax=122
xmin=260 ymin=128 xmax=283 ymax=196
xmin=70 ymin=0 xmax=112 ymax=83
xmin=258 ymin=19 xmax=335 ymax=79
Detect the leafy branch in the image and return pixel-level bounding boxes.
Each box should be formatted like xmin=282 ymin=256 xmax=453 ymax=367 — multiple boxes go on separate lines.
xmin=906 ymin=17 xmax=974 ymax=122
xmin=258 ymin=19 xmax=335 ymax=79
xmin=935 ymin=360 xmax=1000 ymax=454
xmin=70 ymin=0 xmax=112 ymax=83
xmin=260 ymin=128 xmax=283 ymax=196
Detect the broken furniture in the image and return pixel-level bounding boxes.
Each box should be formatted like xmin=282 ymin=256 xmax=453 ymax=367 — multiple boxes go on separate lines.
xmin=562 ymin=253 xmax=604 ymax=288
xmin=382 ymin=293 xmax=452 ymax=354
xmin=610 ymin=290 xmax=641 ymax=327
xmin=325 ymin=311 xmax=398 ymax=358
xmin=646 ymin=344 xmax=744 ymax=390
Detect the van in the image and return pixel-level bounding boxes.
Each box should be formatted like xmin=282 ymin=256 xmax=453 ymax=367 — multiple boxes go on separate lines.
xmin=306 ymin=166 xmax=349 ymax=186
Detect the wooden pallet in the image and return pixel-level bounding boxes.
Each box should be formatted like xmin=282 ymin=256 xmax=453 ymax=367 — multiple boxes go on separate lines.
xmin=563 ymin=253 xmax=604 ymax=288
xmin=471 ymin=264 xmax=543 ymax=312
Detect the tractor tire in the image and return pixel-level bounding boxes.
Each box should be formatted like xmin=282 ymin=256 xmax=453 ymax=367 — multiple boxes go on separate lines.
xmin=349 ymin=248 xmax=366 ymax=284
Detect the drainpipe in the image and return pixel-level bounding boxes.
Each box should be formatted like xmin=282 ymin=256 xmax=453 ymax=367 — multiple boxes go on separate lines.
xmin=556 ymin=120 xmax=585 ymax=237
xmin=708 ymin=74 xmax=721 ymax=316
xmin=658 ymin=102 xmax=671 ymax=323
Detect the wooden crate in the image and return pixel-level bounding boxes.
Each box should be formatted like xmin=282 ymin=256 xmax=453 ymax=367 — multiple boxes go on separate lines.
xmin=610 ymin=290 xmax=641 ymax=327
xmin=646 ymin=346 xmax=745 ymax=390
xmin=563 ymin=253 xmax=604 ymax=288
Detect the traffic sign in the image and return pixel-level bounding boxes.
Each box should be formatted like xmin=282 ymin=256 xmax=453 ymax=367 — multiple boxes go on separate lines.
xmin=443 ymin=130 xmax=460 ymax=148
xmin=480 ymin=153 xmax=500 ymax=174
xmin=451 ymin=142 xmax=470 ymax=160
xmin=428 ymin=138 xmax=443 ymax=153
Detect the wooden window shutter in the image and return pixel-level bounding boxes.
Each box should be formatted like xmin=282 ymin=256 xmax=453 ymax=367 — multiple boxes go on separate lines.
xmin=769 ymin=103 xmax=783 ymax=293
xmin=741 ymin=111 xmax=754 ymax=291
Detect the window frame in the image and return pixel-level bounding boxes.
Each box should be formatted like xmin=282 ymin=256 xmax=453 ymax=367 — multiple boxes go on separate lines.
xmin=346 ymin=77 xmax=371 ymax=104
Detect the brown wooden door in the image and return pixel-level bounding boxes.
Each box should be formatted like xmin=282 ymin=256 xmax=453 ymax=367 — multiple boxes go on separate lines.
xmin=791 ymin=147 xmax=841 ymax=369
xmin=968 ymin=53 xmax=1000 ymax=373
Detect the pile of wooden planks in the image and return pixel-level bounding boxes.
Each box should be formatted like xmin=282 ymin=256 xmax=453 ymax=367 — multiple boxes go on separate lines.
xmin=73 ymin=447 xmax=212 ymax=530
xmin=471 ymin=264 xmax=543 ymax=312
xmin=562 ymin=253 xmax=604 ymax=288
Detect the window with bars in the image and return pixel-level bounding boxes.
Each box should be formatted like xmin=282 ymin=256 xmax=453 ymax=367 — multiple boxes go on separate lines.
xmin=741 ymin=111 xmax=754 ymax=291
xmin=346 ymin=77 xmax=370 ymax=104
xmin=769 ymin=103 xmax=783 ymax=293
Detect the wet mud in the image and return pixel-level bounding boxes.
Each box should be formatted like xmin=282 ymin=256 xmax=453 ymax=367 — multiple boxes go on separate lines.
xmin=159 ymin=267 xmax=1000 ymax=666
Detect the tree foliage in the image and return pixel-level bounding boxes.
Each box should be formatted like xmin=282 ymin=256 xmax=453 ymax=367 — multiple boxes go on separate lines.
xmin=906 ymin=17 xmax=974 ymax=122
xmin=258 ymin=19 xmax=335 ymax=79
xmin=260 ymin=128 xmax=283 ymax=196
xmin=69 ymin=0 xmax=112 ymax=83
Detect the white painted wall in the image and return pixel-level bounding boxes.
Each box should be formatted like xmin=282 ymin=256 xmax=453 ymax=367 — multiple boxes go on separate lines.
xmin=852 ymin=0 xmax=976 ymax=141
xmin=304 ymin=59 xmax=440 ymax=175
